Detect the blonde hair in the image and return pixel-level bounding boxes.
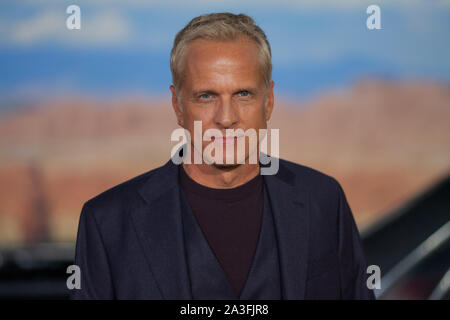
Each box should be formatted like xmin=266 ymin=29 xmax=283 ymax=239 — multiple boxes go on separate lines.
xmin=170 ymin=12 xmax=272 ymax=93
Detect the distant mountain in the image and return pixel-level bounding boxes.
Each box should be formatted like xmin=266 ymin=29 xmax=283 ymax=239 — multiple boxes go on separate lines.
xmin=0 ymin=79 xmax=449 ymax=244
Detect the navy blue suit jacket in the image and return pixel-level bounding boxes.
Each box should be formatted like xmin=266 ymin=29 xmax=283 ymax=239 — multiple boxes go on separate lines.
xmin=70 ymin=157 xmax=375 ymax=300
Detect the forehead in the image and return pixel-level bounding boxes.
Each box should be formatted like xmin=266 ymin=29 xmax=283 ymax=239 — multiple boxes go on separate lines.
xmin=182 ymin=37 xmax=263 ymax=88
xmin=186 ymin=37 xmax=259 ymax=60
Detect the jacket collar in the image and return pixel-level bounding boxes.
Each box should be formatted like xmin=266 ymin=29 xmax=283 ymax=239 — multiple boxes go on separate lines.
xmin=133 ymin=155 xmax=310 ymax=299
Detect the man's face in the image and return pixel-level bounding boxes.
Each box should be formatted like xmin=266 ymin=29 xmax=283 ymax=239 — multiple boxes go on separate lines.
xmin=170 ymin=36 xmax=274 ymax=167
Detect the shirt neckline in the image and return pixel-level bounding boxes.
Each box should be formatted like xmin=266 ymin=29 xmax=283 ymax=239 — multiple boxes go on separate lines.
xmin=178 ymin=165 xmax=263 ymax=201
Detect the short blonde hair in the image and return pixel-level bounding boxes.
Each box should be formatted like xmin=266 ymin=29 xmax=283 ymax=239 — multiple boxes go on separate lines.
xmin=170 ymin=12 xmax=272 ymax=93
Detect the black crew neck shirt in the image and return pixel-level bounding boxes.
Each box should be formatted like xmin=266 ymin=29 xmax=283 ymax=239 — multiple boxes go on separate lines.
xmin=178 ymin=165 xmax=264 ymax=296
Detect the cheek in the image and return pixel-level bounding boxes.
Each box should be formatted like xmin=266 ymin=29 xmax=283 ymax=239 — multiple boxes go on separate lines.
xmin=182 ymin=107 xmax=216 ymax=142
xmin=240 ymin=106 xmax=267 ymax=128
xmin=181 ymin=108 xmax=208 ymax=131
xmin=185 ymin=104 xmax=216 ymax=121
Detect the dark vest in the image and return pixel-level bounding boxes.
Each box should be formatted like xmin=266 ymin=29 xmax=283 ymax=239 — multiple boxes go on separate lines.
xmin=180 ymin=180 xmax=282 ymax=299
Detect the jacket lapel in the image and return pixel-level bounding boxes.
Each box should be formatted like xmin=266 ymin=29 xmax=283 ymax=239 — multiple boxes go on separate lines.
xmin=131 ymin=152 xmax=310 ymax=300
xmin=263 ymin=161 xmax=310 ymax=299
xmin=132 ymin=159 xmax=192 ymax=299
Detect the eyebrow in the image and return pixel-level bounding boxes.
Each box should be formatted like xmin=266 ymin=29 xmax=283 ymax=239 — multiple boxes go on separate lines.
xmin=192 ymin=89 xmax=219 ymax=97
xmin=192 ymin=87 xmax=259 ymax=97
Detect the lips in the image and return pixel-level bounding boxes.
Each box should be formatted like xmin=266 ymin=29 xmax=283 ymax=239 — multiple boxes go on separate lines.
xmin=210 ymin=136 xmax=244 ymax=144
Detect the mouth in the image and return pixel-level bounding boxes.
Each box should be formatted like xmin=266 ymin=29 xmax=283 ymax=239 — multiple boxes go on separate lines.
xmin=211 ymin=136 xmax=244 ymax=144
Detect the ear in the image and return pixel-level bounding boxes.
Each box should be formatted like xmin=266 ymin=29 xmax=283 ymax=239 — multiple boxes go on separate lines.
xmin=264 ymin=81 xmax=275 ymax=121
xmin=170 ymin=85 xmax=184 ymax=127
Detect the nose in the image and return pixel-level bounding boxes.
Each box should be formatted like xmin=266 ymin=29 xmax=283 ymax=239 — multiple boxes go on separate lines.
xmin=214 ymin=96 xmax=238 ymax=129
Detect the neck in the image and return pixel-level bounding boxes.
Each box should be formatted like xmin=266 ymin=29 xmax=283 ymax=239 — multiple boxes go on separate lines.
xmin=182 ymin=162 xmax=260 ymax=189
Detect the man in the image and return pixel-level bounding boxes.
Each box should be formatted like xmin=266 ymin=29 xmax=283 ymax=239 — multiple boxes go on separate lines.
xmin=71 ymin=13 xmax=375 ymax=300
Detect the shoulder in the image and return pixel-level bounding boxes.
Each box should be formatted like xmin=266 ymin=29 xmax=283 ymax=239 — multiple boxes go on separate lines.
xmin=276 ymin=158 xmax=345 ymax=220
xmin=278 ymin=158 xmax=342 ymax=194
xmin=80 ymin=162 xmax=168 ymax=223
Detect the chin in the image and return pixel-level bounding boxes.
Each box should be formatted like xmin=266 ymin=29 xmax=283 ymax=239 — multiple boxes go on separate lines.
xmin=208 ymin=153 xmax=250 ymax=168
xmin=212 ymin=162 xmax=242 ymax=171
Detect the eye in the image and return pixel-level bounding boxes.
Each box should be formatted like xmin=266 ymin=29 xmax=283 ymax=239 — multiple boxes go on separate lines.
xmin=200 ymin=93 xmax=211 ymax=99
xmin=239 ymin=90 xmax=250 ymax=97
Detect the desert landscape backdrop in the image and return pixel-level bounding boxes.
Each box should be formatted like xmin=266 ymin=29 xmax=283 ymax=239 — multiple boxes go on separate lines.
xmin=0 ymin=79 xmax=449 ymax=245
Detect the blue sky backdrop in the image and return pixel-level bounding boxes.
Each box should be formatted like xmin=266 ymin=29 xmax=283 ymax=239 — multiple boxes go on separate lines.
xmin=0 ymin=0 xmax=449 ymax=104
